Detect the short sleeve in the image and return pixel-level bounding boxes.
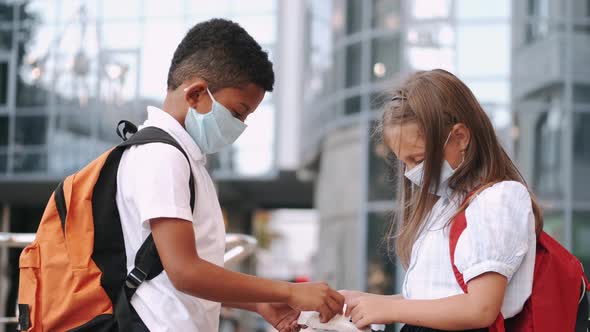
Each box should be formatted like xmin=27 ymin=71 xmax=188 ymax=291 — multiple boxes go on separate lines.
xmin=454 ymin=181 xmax=533 ymax=283
xmin=124 ymin=143 xmax=193 ymax=228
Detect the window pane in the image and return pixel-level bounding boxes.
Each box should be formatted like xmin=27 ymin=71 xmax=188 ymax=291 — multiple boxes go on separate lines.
xmin=456 ymin=25 xmax=510 ymax=77
xmin=15 ymin=115 xmax=46 ymax=145
xmin=345 ymin=42 xmax=361 ymax=88
xmin=345 ymin=95 xmax=361 ymax=114
xmin=461 ymin=79 xmax=509 ymax=104
xmin=543 ymin=211 xmax=564 ymax=243
xmin=532 ymin=109 xmax=564 ymax=199
xmin=372 ymin=0 xmax=401 ymax=30
xmin=0 ymin=152 xmax=6 ymax=173
xmin=17 ymin=83 xmax=49 ymax=107
xmin=573 ymin=113 xmax=590 ymax=201
xmin=574 ymin=212 xmax=590 ymax=280
xmin=0 ymin=115 xmax=8 ymax=146
xmin=456 ymin=0 xmax=510 ymax=19
xmin=0 ymin=61 xmax=7 ymax=105
xmin=346 ymin=0 xmax=363 ymax=34
xmin=101 ymin=0 xmax=141 ymax=20
xmin=411 ymin=0 xmax=451 ymax=19
xmin=0 ymin=28 xmax=11 ymax=51
xmin=235 ymin=15 xmax=277 ymax=45
xmin=368 ymin=122 xmax=396 ymax=202
xmin=366 ymin=212 xmax=396 ymax=294
xmin=13 ymin=150 xmax=46 ymax=172
xmin=144 ymin=0 xmax=184 ymax=18
xmin=371 ymin=36 xmax=401 ymax=82
xmin=232 ymin=0 xmax=276 ymax=14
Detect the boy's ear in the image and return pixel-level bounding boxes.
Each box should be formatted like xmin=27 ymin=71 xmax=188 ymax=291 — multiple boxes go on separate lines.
xmin=183 ymin=79 xmax=208 ymax=108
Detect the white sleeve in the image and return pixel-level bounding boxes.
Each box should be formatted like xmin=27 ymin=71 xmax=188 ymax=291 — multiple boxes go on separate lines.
xmin=126 ymin=143 xmax=193 ymax=228
xmin=454 ymin=181 xmax=533 ymax=283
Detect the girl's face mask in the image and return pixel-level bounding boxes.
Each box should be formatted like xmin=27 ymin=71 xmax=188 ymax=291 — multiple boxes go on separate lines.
xmin=404 ymin=131 xmax=461 ymax=197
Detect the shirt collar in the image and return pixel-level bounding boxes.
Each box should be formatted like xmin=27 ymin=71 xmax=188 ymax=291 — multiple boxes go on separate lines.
xmin=141 ymin=106 xmax=204 ymax=163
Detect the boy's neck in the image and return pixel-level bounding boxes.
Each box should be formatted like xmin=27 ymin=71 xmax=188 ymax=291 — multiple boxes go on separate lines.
xmin=163 ymin=91 xmax=188 ymax=128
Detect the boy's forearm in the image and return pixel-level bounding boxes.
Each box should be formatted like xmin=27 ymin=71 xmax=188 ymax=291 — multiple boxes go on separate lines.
xmin=223 ymin=302 xmax=259 ymax=312
xmin=172 ymin=258 xmax=292 ymax=304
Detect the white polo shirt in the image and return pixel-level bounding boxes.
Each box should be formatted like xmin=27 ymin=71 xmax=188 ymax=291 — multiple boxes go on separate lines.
xmin=116 ymin=106 xmax=226 ymax=331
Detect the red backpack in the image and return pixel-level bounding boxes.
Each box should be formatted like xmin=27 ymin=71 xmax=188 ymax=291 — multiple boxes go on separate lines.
xmin=449 ymin=188 xmax=590 ymax=332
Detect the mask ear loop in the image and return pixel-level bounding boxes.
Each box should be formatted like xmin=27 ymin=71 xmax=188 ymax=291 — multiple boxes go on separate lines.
xmin=444 ymin=130 xmax=466 ymax=169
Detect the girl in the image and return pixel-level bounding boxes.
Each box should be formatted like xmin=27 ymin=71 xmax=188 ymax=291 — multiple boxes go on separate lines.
xmin=341 ymin=69 xmax=541 ymax=331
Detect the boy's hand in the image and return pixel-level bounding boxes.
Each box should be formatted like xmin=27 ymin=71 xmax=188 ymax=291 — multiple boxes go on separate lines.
xmin=257 ymin=303 xmax=302 ymax=332
xmin=287 ymin=282 xmax=345 ymax=323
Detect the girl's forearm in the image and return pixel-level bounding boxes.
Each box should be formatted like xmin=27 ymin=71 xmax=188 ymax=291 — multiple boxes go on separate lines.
xmin=388 ymin=294 xmax=499 ymax=330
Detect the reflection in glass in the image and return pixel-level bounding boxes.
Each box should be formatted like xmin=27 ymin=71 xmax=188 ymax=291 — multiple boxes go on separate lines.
xmin=406 ymin=46 xmax=454 ymax=71
xmin=573 ymin=212 xmax=590 ymax=280
xmin=101 ymin=0 xmax=141 ymax=20
xmin=573 ymin=113 xmax=590 ymax=201
xmin=371 ymin=36 xmax=401 ymax=82
xmin=0 ymin=152 xmax=5 ymax=172
xmin=0 ymin=116 xmax=8 ymax=146
xmin=368 ymin=123 xmax=396 ymax=202
xmin=526 ymin=0 xmax=550 ymax=43
xmin=455 ymin=0 xmax=510 ymax=19
xmin=15 ymin=116 xmax=46 ymax=145
xmin=456 ymin=25 xmax=510 ymax=77
xmin=345 ymin=42 xmax=361 ymax=88
xmin=411 ymin=0 xmax=450 ymax=19
xmin=346 ymin=0 xmax=363 ymax=34
xmin=543 ymin=211 xmax=564 ymax=243
xmin=13 ymin=150 xmax=47 ymax=172
xmin=534 ymin=108 xmax=563 ymax=198
xmin=372 ymin=0 xmax=400 ymax=30
xmin=366 ymin=213 xmax=396 ymax=323
xmin=345 ymin=95 xmax=361 ymax=115
xmin=0 ymin=61 xmax=7 ymax=105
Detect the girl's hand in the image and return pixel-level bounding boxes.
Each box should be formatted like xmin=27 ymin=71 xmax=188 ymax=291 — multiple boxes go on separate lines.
xmin=339 ymin=290 xmax=369 ymax=302
xmin=345 ymin=294 xmax=398 ymax=329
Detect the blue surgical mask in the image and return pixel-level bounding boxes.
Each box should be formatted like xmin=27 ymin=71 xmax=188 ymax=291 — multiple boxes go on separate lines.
xmin=404 ymin=131 xmax=459 ymax=197
xmin=184 ymin=88 xmax=247 ymax=154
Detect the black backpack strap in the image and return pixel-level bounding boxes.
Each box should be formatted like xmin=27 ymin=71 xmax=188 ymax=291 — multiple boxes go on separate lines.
xmin=118 ymin=126 xmax=195 ymax=211
xmin=576 ymin=278 xmax=589 ymax=332
xmin=114 ymin=125 xmax=198 ymax=329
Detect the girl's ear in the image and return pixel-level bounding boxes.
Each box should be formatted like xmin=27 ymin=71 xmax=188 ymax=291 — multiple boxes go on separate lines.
xmin=451 ymin=123 xmax=471 ymax=151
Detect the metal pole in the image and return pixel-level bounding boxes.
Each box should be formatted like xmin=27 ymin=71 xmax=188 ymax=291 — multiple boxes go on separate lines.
xmin=357 ymin=0 xmax=372 ymax=293
xmin=6 ymin=3 xmax=20 ymax=175
xmin=0 ymin=205 xmax=10 ymax=332
xmin=563 ymin=0 xmax=574 ymax=250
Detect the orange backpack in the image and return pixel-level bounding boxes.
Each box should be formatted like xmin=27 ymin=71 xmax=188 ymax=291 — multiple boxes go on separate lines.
xmin=17 ymin=121 xmax=195 ymax=331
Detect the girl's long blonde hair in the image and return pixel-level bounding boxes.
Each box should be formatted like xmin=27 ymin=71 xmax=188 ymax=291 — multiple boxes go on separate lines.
xmin=377 ymin=69 xmax=543 ymax=268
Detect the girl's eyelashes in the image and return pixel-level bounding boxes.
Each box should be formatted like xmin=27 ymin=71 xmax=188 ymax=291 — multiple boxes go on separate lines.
xmin=412 ymin=155 xmax=424 ymax=164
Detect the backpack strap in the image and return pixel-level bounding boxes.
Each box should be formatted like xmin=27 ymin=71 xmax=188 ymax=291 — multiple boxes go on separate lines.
xmin=449 ymin=183 xmax=505 ymax=332
xmin=113 ymin=123 xmax=197 ymax=331
xmin=119 ymin=125 xmax=196 ymax=288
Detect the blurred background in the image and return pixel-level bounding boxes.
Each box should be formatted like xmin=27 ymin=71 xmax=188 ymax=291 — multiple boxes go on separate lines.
xmin=0 ymin=0 xmax=588 ymax=331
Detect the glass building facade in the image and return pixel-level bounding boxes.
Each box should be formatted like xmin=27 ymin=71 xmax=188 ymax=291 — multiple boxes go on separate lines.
xmin=0 ymin=0 xmax=279 ymax=180
xmin=512 ymin=0 xmax=590 ymax=275
xmin=302 ymin=0 xmax=590 ymax=312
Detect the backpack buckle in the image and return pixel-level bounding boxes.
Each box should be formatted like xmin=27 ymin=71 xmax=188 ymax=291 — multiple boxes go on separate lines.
xmin=125 ymin=267 xmax=147 ymax=289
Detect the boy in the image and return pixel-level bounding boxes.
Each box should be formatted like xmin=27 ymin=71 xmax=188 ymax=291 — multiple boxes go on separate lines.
xmin=116 ymin=18 xmax=344 ymax=331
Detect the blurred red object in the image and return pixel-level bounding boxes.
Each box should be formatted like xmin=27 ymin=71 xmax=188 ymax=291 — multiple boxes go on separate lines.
xmin=294 ymin=276 xmax=310 ymax=283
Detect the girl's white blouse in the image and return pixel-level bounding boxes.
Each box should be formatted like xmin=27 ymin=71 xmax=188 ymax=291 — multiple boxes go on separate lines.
xmin=402 ymin=181 xmax=536 ymax=318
